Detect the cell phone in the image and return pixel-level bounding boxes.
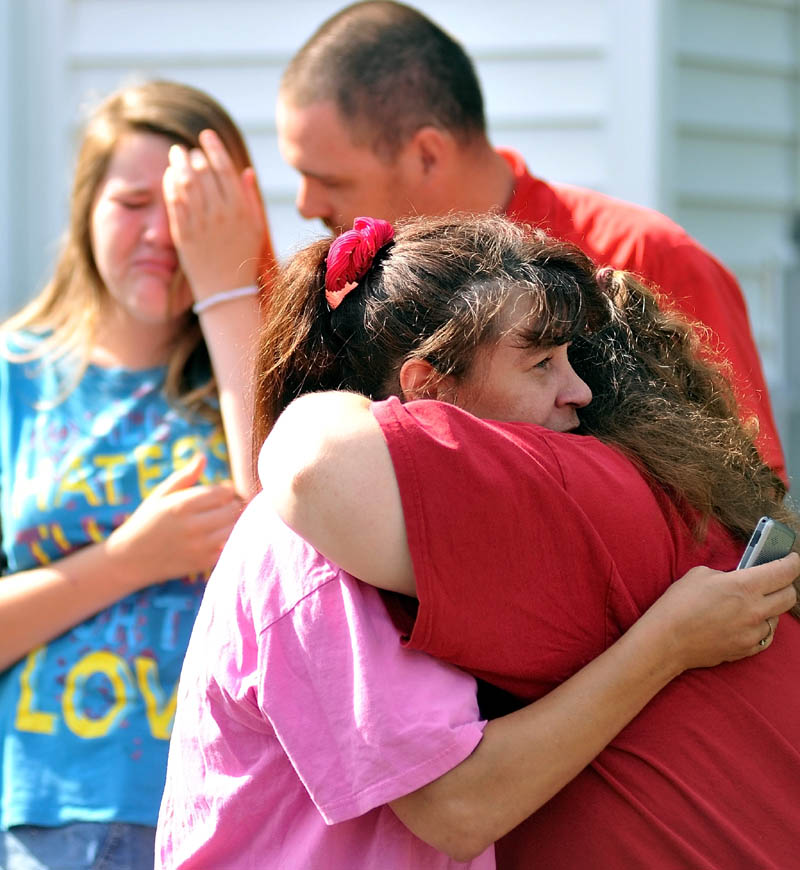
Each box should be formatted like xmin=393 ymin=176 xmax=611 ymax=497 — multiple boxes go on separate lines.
xmin=737 ymin=516 xmax=796 ymax=569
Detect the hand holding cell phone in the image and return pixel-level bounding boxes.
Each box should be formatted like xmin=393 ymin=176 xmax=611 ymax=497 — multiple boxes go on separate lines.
xmin=738 ymin=516 xmax=797 ymax=569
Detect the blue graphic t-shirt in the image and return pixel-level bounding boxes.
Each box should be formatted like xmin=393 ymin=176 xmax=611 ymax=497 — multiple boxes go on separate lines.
xmin=0 ymin=337 xmax=230 ymax=828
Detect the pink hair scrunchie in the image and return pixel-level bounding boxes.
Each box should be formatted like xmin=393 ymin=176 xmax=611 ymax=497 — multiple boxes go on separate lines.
xmin=324 ymin=216 xmax=395 ymax=310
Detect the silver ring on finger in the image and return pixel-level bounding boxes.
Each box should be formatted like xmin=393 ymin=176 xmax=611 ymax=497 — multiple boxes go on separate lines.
xmin=758 ymin=617 xmax=776 ymax=648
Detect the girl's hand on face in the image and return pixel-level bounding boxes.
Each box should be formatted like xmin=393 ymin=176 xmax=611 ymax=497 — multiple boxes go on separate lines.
xmin=645 ymin=553 xmax=800 ymax=673
xmin=106 ymin=452 xmax=244 ymax=588
xmin=163 ymin=129 xmax=269 ymax=300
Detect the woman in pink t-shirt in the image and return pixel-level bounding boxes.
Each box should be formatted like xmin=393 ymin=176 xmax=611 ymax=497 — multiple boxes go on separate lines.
xmin=254 ymin=215 xmax=799 ymax=865
xmin=159 ymin=214 xmax=797 ymax=868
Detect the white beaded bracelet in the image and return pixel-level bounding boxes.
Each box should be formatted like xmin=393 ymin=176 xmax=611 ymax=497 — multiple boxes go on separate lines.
xmin=192 ymin=284 xmax=259 ymax=315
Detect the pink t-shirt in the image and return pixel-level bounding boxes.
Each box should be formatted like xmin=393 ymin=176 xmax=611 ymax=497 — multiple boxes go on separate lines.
xmin=156 ymin=495 xmax=491 ymax=869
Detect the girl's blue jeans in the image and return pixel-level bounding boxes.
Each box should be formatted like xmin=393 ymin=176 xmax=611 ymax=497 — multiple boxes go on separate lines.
xmin=0 ymin=823 xmax=156 ymax=870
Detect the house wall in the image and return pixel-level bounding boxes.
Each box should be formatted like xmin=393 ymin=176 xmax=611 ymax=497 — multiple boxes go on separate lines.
xmin=670 ymin=0 xmax=800 ymax=479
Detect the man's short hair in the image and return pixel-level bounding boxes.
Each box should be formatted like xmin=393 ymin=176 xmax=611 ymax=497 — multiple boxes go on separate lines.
xmin=280 ymin=1 xmax=487 ymax=158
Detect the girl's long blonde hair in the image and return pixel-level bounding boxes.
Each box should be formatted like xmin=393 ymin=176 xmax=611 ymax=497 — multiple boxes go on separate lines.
xmin=3 ymin=79 xmax=256 ymax=421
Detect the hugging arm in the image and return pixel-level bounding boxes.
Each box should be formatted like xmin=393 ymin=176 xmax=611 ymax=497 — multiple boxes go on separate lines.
xmin=261 ymin=392 xmax=413 ymax=593
xmin=261 ymin=390 xmax=799 ymax=860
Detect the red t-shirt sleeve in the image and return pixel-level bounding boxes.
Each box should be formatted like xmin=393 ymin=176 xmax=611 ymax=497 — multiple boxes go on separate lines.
xmin=371 ymin=397 xmax=618 ymax=700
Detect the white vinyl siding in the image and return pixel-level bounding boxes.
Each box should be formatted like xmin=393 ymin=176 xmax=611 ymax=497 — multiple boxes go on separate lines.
xmin=672 ymin=0 xmax=800 ymax=475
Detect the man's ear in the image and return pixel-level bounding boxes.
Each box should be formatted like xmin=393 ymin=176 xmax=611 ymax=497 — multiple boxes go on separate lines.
xmin=404 ymin=126 xmax=451 ymax=178
xmin=399 ymin=358 xmax=449 ymax=401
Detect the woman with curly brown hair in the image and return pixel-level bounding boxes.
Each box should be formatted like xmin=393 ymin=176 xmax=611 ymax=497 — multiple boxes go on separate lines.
xmin=160 ymin=214 xmax=798 ymax=869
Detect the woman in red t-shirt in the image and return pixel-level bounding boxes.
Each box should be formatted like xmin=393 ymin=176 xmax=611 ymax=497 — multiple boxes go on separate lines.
xmin=255 ymin=214 xmax=800 ymax=866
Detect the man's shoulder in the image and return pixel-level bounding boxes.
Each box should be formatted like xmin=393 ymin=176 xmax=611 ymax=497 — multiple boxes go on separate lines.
xmin=552 ymin=179 xmax=666 ymax=217
xmin=522 ymin=175 xmax=711 ymax=275
xmin=500 ymin=150 xmax=704 ymax=274
xmin=500 ymin=149 xmax=701 ymax=268
xmin=545 ymin=179 xmax=690 ymax=246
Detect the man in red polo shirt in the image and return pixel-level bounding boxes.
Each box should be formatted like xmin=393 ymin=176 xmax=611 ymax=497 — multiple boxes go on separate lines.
xmin=275 ymin=0 xmax=785 ymax=479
